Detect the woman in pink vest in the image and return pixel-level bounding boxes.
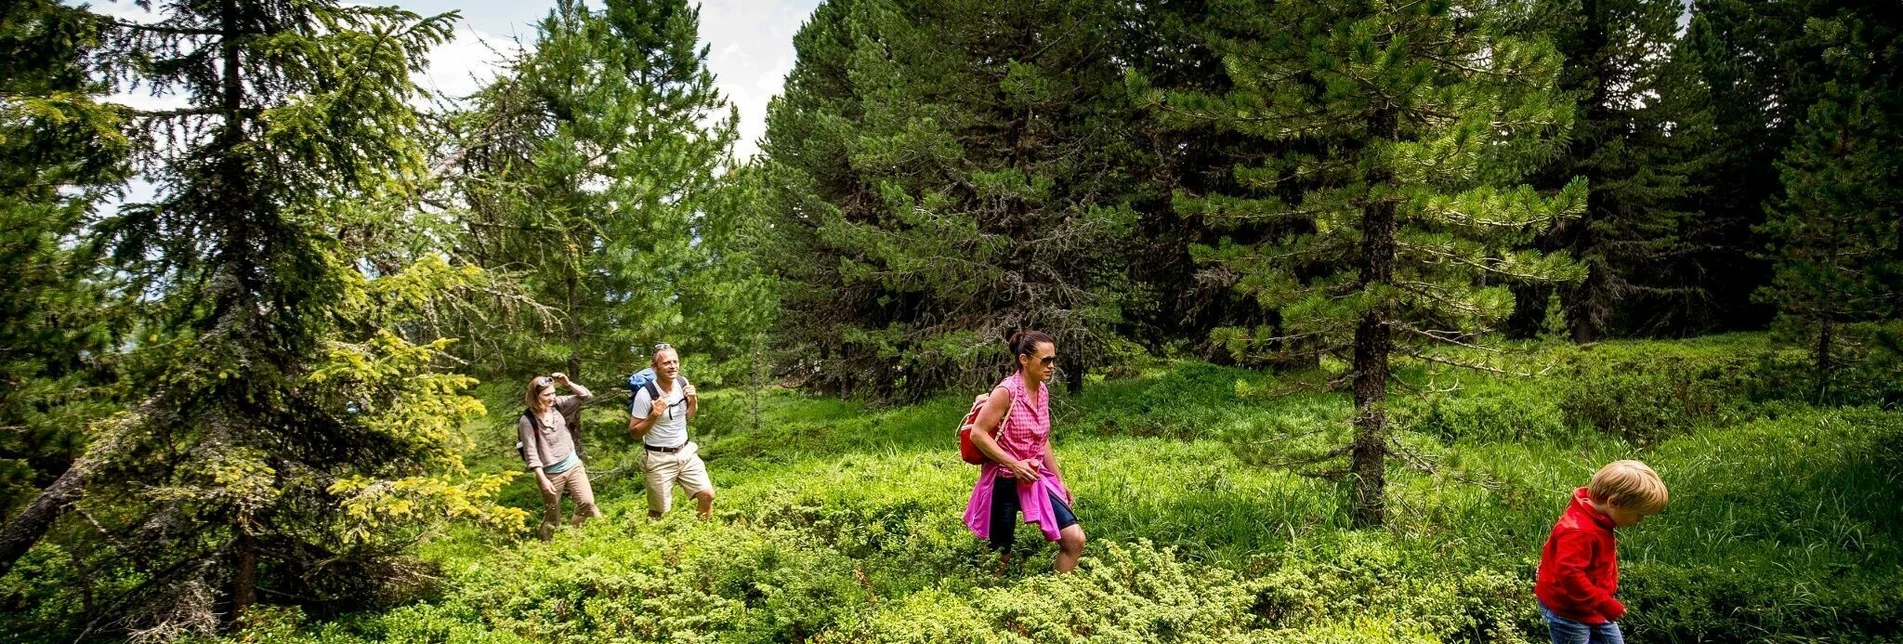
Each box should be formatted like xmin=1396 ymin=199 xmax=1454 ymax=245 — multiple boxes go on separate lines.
xmin=963 ymin=330 xmax=1086 ymax=573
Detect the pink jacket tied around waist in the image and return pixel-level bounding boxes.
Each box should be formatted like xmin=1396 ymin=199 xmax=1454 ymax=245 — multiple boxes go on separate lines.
xmin=964 ymin=372 xmax=1073 ymax=542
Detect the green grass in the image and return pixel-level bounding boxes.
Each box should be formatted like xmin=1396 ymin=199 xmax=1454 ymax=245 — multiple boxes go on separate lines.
xmin=123 ymin=335 xmax=1903 ymax=642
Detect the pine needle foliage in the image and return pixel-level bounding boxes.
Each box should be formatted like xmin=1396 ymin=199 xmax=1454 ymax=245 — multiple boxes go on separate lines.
xmin=1136 ymin=0 xmax=1586 ymax=525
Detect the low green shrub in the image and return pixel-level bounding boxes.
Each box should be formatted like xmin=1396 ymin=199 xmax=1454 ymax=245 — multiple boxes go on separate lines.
xmin=1745 ymin=339 xmax=1903 ymax=408
xmin=1619 ymin=563 xmax=1903 ymax=643
xmin=839 ymin=540 xmax=1483 ymax=644
xmin=20 ymin=336 xmax=1891 ymax=644
xmin=1066 ymin=362 xmax=1285 ymax=442
xmin=1552 ymin=344 xmax=1758 ymax=444
xmin=1398 ymin=383 xmax=1570 ymax=444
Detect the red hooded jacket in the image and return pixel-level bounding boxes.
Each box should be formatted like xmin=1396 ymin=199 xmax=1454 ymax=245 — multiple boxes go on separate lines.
xmin=1535 ymin=487 xmax=1625 ymax=624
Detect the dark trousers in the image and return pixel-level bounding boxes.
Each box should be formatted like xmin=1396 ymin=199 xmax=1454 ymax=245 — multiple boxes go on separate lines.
xmin=988 ymin=477 xmax=1077 ymax=553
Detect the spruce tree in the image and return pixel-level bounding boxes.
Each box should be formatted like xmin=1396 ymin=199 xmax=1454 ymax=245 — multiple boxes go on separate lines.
xmin=0 ymin=2 xmax=523 ymax=636
xmin=452 ymin=0 xmax=763 ymax=385
xmin=1674 ymin=0 xmax=1851 ymax=333
xmin=1119 ymin=1 xmax=1326 ymax=369
xmin=764 ymin=0 xmax=1142 ymax=400
xmin=1138 ymin=0 xmax=1584 ymax=526
xmin=1756 ymin=16 xmax=1903 ymax=403
xmin=0 ymin=0 xmax=128 ymax=521
xmin=1508 ymin=0 xmax=1711 ymax=341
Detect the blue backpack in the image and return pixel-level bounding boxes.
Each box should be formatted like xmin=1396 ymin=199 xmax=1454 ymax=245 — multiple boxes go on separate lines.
xmin=626 ymin=368 xmax=688 ymax=415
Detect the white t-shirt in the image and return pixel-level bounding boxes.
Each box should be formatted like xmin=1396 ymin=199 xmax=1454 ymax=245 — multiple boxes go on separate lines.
xmin=631 ymin=377 xmax=691 ymax=448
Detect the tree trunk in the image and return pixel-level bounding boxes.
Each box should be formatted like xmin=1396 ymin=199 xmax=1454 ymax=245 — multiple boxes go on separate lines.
xmin=1565 ymin=263 xmax=1606 ymax=344
xmin=1815 ymin=317 xmax=1834 ymax=405
xmin=1351 ymin=107 xmax=1398 ymax=529
xmin=1351 ymin=223 xmax=1395 ymax=528
xmin=1814 ymin=219 xmax=1843 ymax=405
xmin=0 ymin=455 xmax=94 ymax=578
xmin=752 ymin=334 xmax=763 ymax=433
xmin=563 ymin=258 xmax=586 ymax=459
xmin=1063 ymin=353 xmax=1084 ymax=395
xmin=566 ymin=261 xmax=583 ymax=381
xmin=231 ymin=521 xmax=258 ymax=624
xmin=1505 ymin=282 xmax=1552 ymax=339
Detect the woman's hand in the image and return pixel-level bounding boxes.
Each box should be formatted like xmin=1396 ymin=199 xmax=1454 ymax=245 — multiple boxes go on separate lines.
xmin=1004 ymin=457 xmax=1040 ymax=482
xmin=536 ymin=471 xmax=556 ymax=496
xmin=552 ymin=372 xmax=570 ymax=385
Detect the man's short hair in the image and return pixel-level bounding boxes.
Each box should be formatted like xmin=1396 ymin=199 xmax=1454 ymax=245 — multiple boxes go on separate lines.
xmin=1589 ymin=460 xmax=1668 ymax=514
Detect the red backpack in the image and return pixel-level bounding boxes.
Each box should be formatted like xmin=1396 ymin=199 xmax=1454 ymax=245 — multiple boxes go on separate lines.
xmin=956 ymin=389 xmax=1013 ymax=464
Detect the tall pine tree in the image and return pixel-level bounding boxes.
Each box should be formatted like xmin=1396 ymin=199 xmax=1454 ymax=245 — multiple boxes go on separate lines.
xmin=0 ymin=0 xmax=128 ymax=523
xmin=0 ymin=2 xmax=523 ymax=637
xmin=451 ymin=0 xmax=764 ymax=385
xmin=1139 ymin=0 xmax=1584 ymax=526
xmin=1756 ymin=13 xmax=1903 ymax=403
xmin=764 ymin=0 xmax=1142 ymax=400
xmin=1508 ymin=0 xmax=1712 ymax=341
xmin=1673 ymin=0 xmax=1821 ymax=333
xmin=1119 ymin=1 xmax=1328 ymax=369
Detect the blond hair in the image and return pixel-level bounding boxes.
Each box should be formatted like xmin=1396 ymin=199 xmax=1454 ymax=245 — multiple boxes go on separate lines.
xmin=1589 ymin=460 xmax=1668 ymax=514
xmin=523 ymin=375 xmax=556 ymax=413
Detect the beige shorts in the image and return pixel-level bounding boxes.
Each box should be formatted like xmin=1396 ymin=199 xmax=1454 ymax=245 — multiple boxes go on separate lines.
xmin=643 ymin=441 xmax=714 ymax=514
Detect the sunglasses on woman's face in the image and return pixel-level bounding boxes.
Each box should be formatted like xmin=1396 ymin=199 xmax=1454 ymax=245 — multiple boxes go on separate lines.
xmin=1035 ymin=356 xmax=1056 ymax=367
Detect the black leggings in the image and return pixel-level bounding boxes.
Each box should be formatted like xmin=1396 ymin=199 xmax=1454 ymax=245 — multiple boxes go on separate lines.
xmin=988 ymin=478 xmax=1078 ymax=553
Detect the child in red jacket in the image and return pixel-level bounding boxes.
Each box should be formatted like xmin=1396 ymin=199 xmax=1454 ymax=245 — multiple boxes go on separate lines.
xmin=1536 ymin=460 xmax=1668 ymax=644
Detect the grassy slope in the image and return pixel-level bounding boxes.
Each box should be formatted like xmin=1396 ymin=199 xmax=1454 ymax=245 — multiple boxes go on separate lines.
xmin=237 ymin=335 xmax=1903 ymax=643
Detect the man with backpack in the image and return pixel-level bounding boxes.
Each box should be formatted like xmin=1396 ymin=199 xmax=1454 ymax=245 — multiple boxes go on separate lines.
xmin=628 ymin=343 xmax=714 ymax=520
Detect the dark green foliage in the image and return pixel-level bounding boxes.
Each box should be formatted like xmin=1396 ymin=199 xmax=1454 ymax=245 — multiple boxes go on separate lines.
xmin=1553 ymin=349 xmax=1754 ymax=444
xmin=763 ymin=0 xmax=1143 ymax=400
xmin=1511 ymin=0 xmax=1715 ymax=342
xmin=1404 ymin=387 xmax=1570 ymax=444
xmin=0 ymin=0 xmax=128 ymax=517
xmin=0 ymin=2 xmax=523 ymax=639
xmin=449 ymin=0 xmax=771 ymax=386
xmin=1138 ymin=0 xmax=1585 ymax=525
xmin=1398 ymin=336 xmax=1903 ymax=445
xmin=1669 ymin=1 xmax=1790 ymax=334
xmin=1111 ymin=3 xmax=1304 ymax=367
xmin=1755 ymin=11 xmax=1903 ymax=404
xmin=1666 ymin=0 xmax=1901 ymax=335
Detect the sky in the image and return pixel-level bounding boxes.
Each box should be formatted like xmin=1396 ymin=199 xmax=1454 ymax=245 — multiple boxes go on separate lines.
xmin=392 ymin=0 xmax=821 ymax=160
xmin=93 ymin=0 xmax=822 ymax=161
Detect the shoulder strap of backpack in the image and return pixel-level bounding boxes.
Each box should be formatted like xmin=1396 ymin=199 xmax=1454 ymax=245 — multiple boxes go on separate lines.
xmin=517 ymin=408 xmax=543 ymax=463
xmin=991 ymin=386 xmax=1013 ymax=438
xmin=989 ymin=386 xmax=1019 ymax=461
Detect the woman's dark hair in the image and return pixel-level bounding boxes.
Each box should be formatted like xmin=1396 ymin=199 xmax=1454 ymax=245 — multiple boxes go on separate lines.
xmin=1008 ymin=330 xmax=1056 ymax=358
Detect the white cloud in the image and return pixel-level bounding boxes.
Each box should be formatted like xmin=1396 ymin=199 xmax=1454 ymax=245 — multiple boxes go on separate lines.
xmin=414 ymin=25 xmax=522 ymax=103
xmin=695 ymin=0 xmax=821 ymax=161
